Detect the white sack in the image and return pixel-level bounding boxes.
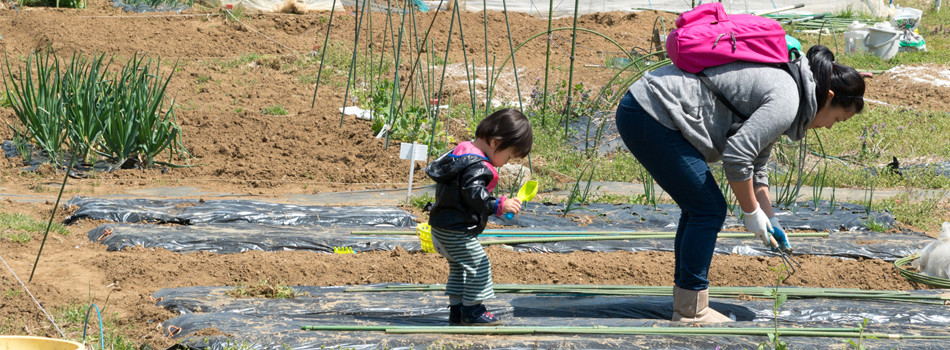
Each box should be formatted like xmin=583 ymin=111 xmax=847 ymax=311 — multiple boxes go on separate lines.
xmin=913 ymin=221 xmax=950 ymax=279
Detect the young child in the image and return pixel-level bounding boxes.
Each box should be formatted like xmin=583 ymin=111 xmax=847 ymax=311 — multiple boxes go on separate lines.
xmin=425 ymin=108 xmax=533 ymax=326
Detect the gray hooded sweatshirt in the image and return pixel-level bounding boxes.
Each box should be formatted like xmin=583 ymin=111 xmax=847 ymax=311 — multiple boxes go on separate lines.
xmin=629 ymin=57 xmax=818 ymax=187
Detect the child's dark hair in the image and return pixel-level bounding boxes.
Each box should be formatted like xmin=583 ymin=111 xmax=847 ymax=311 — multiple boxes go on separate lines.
xmin=807 ymin=45 xmax=865 ymax=114
xmin=475 ymin=108 xmax=533 ymax=158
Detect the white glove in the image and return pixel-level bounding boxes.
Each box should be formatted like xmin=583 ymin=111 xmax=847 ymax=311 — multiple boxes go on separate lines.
xmin=742 ymin=206 xmax=773 ymax=247
xmin=768 ymin=217 xmax=784 ymax=233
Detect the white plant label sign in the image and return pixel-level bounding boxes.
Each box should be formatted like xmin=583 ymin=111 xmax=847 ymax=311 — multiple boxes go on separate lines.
xmin=400 ymin=142 xmax=428 ymax=203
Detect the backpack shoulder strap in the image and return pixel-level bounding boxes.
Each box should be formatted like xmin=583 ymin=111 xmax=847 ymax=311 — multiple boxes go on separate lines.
xmin=697 ymin=71 xmax=749 ymax=137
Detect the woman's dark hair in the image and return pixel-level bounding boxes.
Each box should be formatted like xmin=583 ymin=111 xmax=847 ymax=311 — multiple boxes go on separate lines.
xmin=807 ymin=45 xmax=865 ymax=114
xmin=475 ymin=108 xmax=533 ymax=158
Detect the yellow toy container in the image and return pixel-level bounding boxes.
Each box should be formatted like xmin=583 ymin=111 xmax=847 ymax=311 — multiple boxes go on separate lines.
xmin=416 ymin=223 xmax=435 ymax=253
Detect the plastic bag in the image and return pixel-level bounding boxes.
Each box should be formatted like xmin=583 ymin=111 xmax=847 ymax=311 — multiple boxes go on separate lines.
xmin=913 ymin=222 xmax=950 ymax=279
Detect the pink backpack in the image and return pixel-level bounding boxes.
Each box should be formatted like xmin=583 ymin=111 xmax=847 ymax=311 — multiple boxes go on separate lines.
xmin=666 ymin=2 xmax=790 ymax=73
xmin=666 ymin=2 xmax=805 ymax=137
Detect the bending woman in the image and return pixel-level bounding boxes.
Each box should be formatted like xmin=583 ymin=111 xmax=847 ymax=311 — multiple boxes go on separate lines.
xmin=615 ymin=45 xmax=865 ymax=323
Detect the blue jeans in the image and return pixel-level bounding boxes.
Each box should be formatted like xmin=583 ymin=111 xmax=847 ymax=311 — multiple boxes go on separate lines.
xmin=615 ymin=92 xmax=727 ymax=291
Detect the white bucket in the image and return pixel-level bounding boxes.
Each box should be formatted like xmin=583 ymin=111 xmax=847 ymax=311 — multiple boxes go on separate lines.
xmin=865 ymin=26 xmax=901 ymax=60
xmin=844 ymin=21 xmax=869 ymax=53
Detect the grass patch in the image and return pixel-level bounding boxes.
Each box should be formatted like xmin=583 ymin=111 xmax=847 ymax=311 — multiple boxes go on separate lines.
xmin=2 ymin=288 xmax=22 ymax=298
xmin=221 ymin=53 xmax=263 ymax=69
xmin=878 ymin=191 xmax=950 ymax=232
xmin=0 ymin=212 xmax=69 ymax=243
xmin=227 ymin=279 xmax=299 ymax=299
xmin=261 ymin=105 xmax=288 ymax=116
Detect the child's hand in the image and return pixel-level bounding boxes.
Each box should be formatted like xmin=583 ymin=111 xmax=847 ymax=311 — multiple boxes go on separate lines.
xmin=502 ymin=197 xmax=523 ymax=215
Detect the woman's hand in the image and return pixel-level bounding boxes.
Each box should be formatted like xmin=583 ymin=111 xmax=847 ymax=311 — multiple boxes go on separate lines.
xmin=742 ymin=206 xmax=773 ymax=247
xmin=769 ymin=217 xmax=792 ymax=253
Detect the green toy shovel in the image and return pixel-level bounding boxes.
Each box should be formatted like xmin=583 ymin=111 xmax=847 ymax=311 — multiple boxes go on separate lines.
xmin=505 ymin=180 xmax=538 ymax=220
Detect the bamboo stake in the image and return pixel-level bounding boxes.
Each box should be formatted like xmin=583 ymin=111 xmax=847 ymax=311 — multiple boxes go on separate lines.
xmin=339 ymin=0 xmax=369 ymax=128
xmin=428 ymin=5 xmax=457 ymax=161
xmin=30 ymin=152 xmax=78 ymax=282
xmin=482 ymin=0 xmax=490 ymax=117
xmin=310 ymin=0 xmax=336 ymax=108
xmin=540 ymin=0 xmax=554 ymax=126
xmin=563 ymin=0 xmax=580 ymax=138
xmin=343 ymin=284 xmax=946 ymax=304
xmin=375 ymin=0 xmax=394 ymax=85
xmin=501 ymin=0 xmax=523 ymax=110
xmin=350 ymin=230 xmax=828 ymax=238
xmin=390 ymin=0 xmax=447 ymax=129
xmin=488 ymin=27 xmax=636 ymax=105
xmin=300 ymin=325 xmax=950 ymax=340
xmin=452 ymin=0 xmax=476 ymax=118
xmin=383 ymin=0 xmax=409 ymax=149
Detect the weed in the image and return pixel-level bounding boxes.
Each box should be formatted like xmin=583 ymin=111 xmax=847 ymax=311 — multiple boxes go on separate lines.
xmin=2 ymin=288 xmax=21 ymax=298
xmin=221 ymin=53 xmax=262 ymax=69
xmin=220 ymin=4 xmax=248 ymax=23
xmin=842 ymin=317 xmax=877 ymax=350
xmin=56 ymin=300 xmax=87 ymax=324
xmin=410 ymin=192 xmax=435 ymax=211
xmin=195 ymin=75 xmax=211 ymax=83
xmin=261 ymin=105 xmax=288 ymax=116
xmin=222 ymin=340 xmax=256 ymax=350
xmin=862 ymin=217 xmax=889 ymax=232
xmin=227 ymin=279 xmax=299 ymax=299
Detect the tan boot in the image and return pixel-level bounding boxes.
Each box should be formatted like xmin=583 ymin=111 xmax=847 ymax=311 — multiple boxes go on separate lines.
xmin=671 ymin=286 xmax=734 ymax=323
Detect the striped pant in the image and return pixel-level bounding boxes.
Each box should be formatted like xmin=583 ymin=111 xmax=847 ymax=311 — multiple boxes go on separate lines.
xmin=429 ymin=225 xmax=495 ymax=303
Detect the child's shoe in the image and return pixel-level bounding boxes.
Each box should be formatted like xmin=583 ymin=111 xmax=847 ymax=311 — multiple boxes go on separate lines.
xmin=449 ymin=304 xmax=462 ymax=325
xmin=460 ymin=304 xmax=502 ymax=326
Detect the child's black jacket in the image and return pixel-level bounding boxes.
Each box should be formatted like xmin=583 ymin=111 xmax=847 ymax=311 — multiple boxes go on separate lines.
xmin=425 ymin=151 xmax=498 ymax=235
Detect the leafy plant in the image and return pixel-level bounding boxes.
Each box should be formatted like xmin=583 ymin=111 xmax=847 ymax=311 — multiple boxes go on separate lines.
xmin=758 ymin=265 xmax=789 ymax=350
xmin=368 ymin=79 xmax=452 ymax=156
xmin=4 ymin=49 xmax=189 ymax=169
xmin=4 ymin=48 xmax=68 ymax=163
